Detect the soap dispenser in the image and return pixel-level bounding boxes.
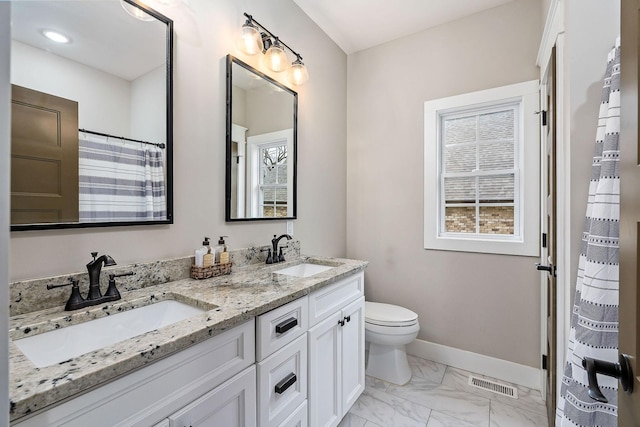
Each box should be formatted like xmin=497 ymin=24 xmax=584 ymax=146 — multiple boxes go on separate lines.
xmin=203 ymin=238 xmax=214 ymax=267
xmin=195 ymin=237 xmax=210 ymax=268
xmin=214 ymin=236 xmax=228 ymax=264
xmin=220 ymin=237 xmax=230 ymax=265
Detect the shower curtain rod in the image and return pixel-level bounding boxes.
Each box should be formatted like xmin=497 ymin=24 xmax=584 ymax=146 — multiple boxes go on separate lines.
xmin=79 ymin=128 xmax=166 ymax=149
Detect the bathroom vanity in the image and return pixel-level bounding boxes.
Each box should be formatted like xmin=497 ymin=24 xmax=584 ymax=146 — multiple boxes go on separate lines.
xmin=9 ymin=255 xmax=366 ymax=427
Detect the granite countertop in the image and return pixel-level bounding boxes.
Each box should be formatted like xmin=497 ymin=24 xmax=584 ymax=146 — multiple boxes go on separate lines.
xmin=9 ymin=256 xmax=367 ymax=422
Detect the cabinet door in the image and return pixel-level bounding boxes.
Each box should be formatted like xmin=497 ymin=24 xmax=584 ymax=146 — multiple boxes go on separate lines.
xmin=278 ymin=401 xmax=307 ymax=427
xmin=308 ymin=311 xmax=342 ymax=427
xmin=168 ymin=366 xmax=256 ymax=427
xmin=340 ymin=297 xmax=365 ymax=412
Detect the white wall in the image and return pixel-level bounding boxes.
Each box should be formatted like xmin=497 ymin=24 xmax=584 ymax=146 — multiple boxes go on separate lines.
xmin=9 ymin=0 xmax=347 ymax=281
xmin=245 ymin=85 xmax=293 ymax=136
xmin=131 ymin=65 xmax=166 ymax=144
xmin=347 ymin=0 xmax=543 ymax=367
xmin=1 ymin=3 xmax=11 ymax=424
xmin=11 ymin=41 xmax=131 ymax=136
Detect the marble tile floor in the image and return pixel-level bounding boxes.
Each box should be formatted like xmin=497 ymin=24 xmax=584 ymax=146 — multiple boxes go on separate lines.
xmin=339 ymin=355 xmax=549 ymax=427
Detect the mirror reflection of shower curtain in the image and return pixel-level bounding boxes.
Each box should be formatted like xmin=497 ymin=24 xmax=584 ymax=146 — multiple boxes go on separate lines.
xmin=78 ymin=133 xmax=166 ymax=222
xmin=556 ymin=39 xmax=620 ymax=427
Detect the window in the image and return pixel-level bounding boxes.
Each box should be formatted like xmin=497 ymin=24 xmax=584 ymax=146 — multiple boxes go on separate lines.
xmin=246 ymin=129 xmax=294 ymax=218
xmin=424 ymin=80 xmax=540 ymax=256
xmin=260 ymin=143 xmax=288 ymax=217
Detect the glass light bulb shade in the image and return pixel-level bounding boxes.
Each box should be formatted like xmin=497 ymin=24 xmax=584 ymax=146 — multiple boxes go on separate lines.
xmin=288 ymin=61 xmax=309 ymax=85
xmin=237 ymin=24 xmax=263 ymax=55
xmin=264 ymin=44 xmax=288 ymax=72
xmin=120 ymin=0 xmax=155 ymax=21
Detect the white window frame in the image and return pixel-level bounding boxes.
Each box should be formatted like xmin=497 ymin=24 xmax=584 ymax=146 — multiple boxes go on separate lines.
xmin=424 ymin=80 xmax=540 ymax=256
xmin=246 ymin=129 xmax=294 ymax=218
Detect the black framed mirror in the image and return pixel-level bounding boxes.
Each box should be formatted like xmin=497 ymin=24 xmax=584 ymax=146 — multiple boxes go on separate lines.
xmin=226 ymin=55 xmax=297 ymax=221
xmin=10 ymin=0 xmax=173 ymax=231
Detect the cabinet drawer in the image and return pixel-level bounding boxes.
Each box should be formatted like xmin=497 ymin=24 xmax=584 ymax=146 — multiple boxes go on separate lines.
xmin=279 ymin=401 xmax=307 ymax=427
xmin=257 ymin=334 xmax=307 ymax=427
xmin=308 ymin=272 xmax=364 ymax=327
xmin=257 ymin=296 xmax=308 ymax=361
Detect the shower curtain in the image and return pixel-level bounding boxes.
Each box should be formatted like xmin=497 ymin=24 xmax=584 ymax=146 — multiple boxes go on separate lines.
xmin=556 ymin=39 xmax=620 ymax=426
xmin=78 ymin=133 xmax=167 ymax=222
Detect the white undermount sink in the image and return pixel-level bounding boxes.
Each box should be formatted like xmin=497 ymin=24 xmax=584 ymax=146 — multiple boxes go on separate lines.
xmin=273 ymin=263 xmax=335 ymax=278
xmin=14 ymin=300 xmax=206 ymax=368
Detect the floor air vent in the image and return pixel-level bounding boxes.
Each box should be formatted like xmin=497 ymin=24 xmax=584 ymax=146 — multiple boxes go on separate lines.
xmin=468 ymin=375 xmax=518 ymax=399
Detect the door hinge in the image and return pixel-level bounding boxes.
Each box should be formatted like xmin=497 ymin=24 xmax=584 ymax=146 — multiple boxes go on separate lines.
xmin=542 ymin=354 xmax=548 ymax=370
xmin=536 ymin=110 xmax=548 ymax=126
xmin=542 ymin=233 xmax=547 ymax=248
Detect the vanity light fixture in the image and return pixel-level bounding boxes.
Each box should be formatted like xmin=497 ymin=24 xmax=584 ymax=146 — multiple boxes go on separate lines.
xmin=41 ymin=29 xmax=71 ymax=44
xmin=120 ymin=0 xmax=155 ymax=21
xmin=237 ymin=13 xmax=309 ymax=85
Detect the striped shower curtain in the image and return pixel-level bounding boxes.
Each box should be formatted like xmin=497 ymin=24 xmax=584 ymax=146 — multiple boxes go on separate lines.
xmin=78 ymin=133 xmax=166 ymax=222
xmin=556 ymin=39 xmax=620 ymax=426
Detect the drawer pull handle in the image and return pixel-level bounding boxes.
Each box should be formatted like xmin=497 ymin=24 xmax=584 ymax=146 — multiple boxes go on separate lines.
xmin=275 ymin=317 xmax=298 ymax=334
xmin=344 ymin=315 xmax=351 ymax=323
xmin=338 ymin=319 xmax=345 ymax=326
xmin=275 ymin=372 xmax=297 ymax=394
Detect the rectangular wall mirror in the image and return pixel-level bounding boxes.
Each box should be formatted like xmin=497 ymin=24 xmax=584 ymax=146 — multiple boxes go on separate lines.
xmin=10 ymin=0 xmax=173 ymax=231
xmin=226 ymin=55 xmax=297 ymax=221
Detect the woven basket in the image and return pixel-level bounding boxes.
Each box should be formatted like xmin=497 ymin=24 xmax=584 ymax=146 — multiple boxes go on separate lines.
xmin=191 ymin=263 xmax=232 ymax=280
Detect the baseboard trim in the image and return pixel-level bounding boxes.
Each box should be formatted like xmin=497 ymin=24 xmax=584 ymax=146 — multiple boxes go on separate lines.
xmin=406 ymin=339 xmax=541 ymax=391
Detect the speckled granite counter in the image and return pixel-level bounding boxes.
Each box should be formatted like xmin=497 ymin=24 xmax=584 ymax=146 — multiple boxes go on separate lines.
xmin=9 ymin=256 xmax=367 ymax=422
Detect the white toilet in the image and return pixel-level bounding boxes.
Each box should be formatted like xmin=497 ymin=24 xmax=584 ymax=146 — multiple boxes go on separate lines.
xmin=365 ymin=301 xmax=419 ymax=385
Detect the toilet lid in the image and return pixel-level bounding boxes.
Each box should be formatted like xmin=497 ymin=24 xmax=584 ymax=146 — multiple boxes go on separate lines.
xmin=365 ymin=302 xmax=418 ymax=327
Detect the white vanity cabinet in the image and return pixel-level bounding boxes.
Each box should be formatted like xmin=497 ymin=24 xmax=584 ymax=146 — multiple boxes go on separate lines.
xmin=307 ymin=272 xmax=365 ymax=427
xmin=13 ymin=320 xmax=256 ymax=427
xmin=12 ymin=268 xmax=366 ymax=427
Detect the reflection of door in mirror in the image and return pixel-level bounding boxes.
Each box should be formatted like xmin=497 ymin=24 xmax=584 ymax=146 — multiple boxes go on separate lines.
xmin=11 ymin=85 xmax=79 ymax=224
xmin=231 ymin=124 xmax=247 ymax=218
xmin=246 ymin=129 xmax=294 ymax=218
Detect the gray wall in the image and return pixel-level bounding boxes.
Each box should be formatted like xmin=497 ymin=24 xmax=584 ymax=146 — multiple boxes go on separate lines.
xmin=9 ymin=0 xmax=347 ymax=281
xmin=346 ymin=0 xmax=543 ymax=367
xmin=1 ymin=3 xmax=11 ymax=424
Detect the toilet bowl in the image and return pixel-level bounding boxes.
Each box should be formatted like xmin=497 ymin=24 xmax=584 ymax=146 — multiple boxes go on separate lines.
xmin=365 ymin=301 xmax=419 ymax=385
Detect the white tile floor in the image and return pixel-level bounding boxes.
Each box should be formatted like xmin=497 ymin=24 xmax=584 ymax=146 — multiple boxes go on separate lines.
xmin=339 ymin=355 xmax=549 ymax=427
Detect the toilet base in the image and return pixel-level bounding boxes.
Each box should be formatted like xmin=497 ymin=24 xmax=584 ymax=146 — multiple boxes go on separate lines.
xmin=366 ymin=342 xmax=412 ymax=385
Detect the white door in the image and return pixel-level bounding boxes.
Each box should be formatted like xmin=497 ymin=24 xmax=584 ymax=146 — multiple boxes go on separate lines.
xmin=308 ymin=311 xmax=343 ymax=427
xmin=538 ymin=46 xmax=558 ymax=425
xmin=340 ymin=297 xmax=365 ymax=412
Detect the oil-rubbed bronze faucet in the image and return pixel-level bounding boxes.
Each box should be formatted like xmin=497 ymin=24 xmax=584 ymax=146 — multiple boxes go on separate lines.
xmin=47 ymin=252 xmax=134 ymax=311
xmin=86 ymin=252 xmax=117 ymax=300
xmin=267 ymin=234 xmax=292 ymax=264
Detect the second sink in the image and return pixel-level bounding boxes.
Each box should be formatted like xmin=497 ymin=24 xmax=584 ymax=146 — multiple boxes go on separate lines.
xmin=273 ymin=263 xmax=335 ymax=278
xmin=14 ymin=300 xmax=208 ymax=368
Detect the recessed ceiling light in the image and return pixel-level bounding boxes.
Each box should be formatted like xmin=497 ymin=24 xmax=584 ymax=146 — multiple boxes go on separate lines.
xmin=41 ymin=30 xmax=71 ymax=44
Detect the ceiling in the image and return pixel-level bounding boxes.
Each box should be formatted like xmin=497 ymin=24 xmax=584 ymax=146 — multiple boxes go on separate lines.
xmin=293 ymin=0 xmax=515 ymax=54
xmin=11 ymin=1 xmax=166 ymax=81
